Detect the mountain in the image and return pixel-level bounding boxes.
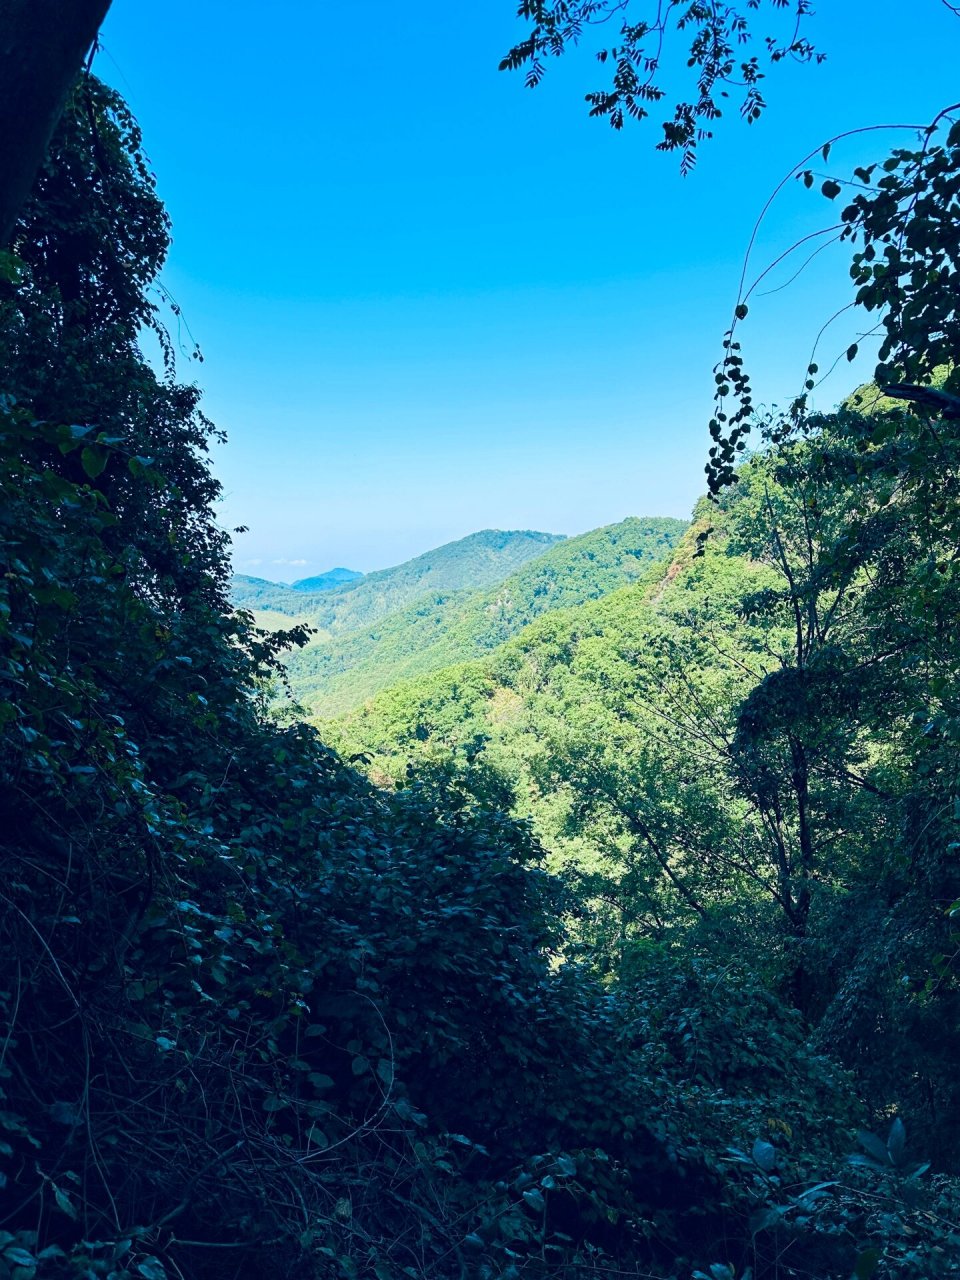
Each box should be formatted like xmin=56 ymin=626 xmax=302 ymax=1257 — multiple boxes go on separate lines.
xmin=291 ymin=567 xmax=362 ymax=591
xmin=287 ymin=517 xmax=686 ymax=718
xmin=326 ymin=506 xmax=785 ymax=945
xmin=230 ymin=574 xmax=325 ymax=614
xmin=230 ymin=528 xmax=565 ymax=632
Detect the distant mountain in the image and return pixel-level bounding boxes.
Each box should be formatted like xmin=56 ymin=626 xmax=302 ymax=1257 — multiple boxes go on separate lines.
xmin=288 ymin=517 xmax=686 ymax=718
xmin=292 ymin=568 xmax=362 ymax=592
xmin=230 ymin=529 xmax=565 ymax=633
xmin=230 ymin=567 xmax=362 ymax=613
xmin=230 ymin=575 xmax=320 ymax=614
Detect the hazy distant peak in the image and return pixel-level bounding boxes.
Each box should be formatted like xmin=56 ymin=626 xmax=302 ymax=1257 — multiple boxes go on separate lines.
xmin=292 ymin=567 xmax=363 ymax=592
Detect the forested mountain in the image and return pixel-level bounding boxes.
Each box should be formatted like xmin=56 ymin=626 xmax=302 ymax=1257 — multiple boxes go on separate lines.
xmin=6 ymin=7 xmax=960 ymax=1280
xmin=334 ymin=410 xmax=960 ymax=1174
xmin=230 ymin=572 xmax=332 ymax=614
xmin=289 ymin=516 xmax=685 ymax=717
xmin=291 ymin=566 xmax=362 ymax=591
xmin=230 ymin=566 xmax=361 ymax=612
xmin=230 ymin=527 xmax=563 ymax=629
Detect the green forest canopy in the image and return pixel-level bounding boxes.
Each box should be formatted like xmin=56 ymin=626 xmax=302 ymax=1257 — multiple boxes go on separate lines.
xmin=252 ymin=516 xmax=686 ymax=718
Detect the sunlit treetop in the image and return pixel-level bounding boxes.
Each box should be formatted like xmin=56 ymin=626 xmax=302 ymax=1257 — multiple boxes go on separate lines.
xmin=500 ymin=0 xmax=820 ymax=172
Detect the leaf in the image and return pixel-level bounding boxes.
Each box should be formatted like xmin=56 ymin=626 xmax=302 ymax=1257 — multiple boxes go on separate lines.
xmin=821 ymin=178 xmax=842 ymax=200
xmin=887 ymin=1116 xmax=906 ymax=1165
xmin=80 ymin=446 xmax=107 ymax=480
xmin=49 ymin=1100 xmax=81 ymax=1126
xmin=751 ymin=1138 xmax=777 ymax=1172
xmin=856 ymin=1128 xmax=889 ymax=1165
xmin=3 ymin=1249 xmax=35 ymax=1268
xmin=797 ymin=1181 xmax=838 ymax=1203
xmin=136 ymin=1258 xmax=167 ymax=1280
xmin=735 ymin=303 xmax=749 ymax=321
xmin=522 ymin=1188 xmax=546 ymax=1213
xmin=261 ymin=1095 xmax=288 ymax=1113
xmin=53 ymin=1185 xmax=77 ymax=1219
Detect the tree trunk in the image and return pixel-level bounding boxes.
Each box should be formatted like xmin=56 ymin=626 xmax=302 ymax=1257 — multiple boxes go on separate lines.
xmin=0 ymin=0 xmax=113 ymax=246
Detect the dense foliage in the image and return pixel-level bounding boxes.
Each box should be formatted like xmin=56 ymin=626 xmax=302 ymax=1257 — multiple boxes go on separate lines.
xmin=335 ymin=401 xmax=960 ymax=1269
xmin=6 ymin=32 xmax=960 ymax=1280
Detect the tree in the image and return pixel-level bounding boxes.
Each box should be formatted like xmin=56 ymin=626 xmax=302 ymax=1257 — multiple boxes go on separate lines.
xmin=0 ymin=0 xmax=113 ymax=244
xmin=501 ymin=0 xmax=819 ymax=171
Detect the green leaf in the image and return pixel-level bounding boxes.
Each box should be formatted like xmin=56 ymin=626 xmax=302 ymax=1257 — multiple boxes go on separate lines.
xmin=3 ymin=1249 xmax=35 ymax=1268
xmin=53 ymin=1185 xmax=77 ymax=1219
xmin=522 ymin=1188 xmax=546 ymax=1213
xmin=856 ymin=1129 xmax=889 ymax=1166
xmin=136 ymin=1258 xmax=167 ymax=1280
xmin=80 ymin=446 xmax=107 ymax=480
xmin=752 ymin=1138 xmax=776 ymax=1172
xmin=821 ymin=178 xmax=842 ymax=200
xmin=887 ymin=1116 xmax=906 ymax=1165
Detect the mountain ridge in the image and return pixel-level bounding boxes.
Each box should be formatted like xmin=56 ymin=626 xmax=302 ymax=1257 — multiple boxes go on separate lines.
xmin=287 ymin=516 xmax=687 ymax=717
xmin=230 ymin=528 xmax=566 ymax=631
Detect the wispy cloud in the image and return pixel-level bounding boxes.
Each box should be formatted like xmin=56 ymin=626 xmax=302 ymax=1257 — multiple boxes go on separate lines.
xmin=271 ymin=558 xmax=308 ymax=567
xmin=238 ymin=557 xmax=263 ymax=567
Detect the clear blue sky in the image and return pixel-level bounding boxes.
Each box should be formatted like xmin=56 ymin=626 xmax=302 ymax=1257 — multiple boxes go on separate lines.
xmin=99 ymin=1 xmax=959 ymax=579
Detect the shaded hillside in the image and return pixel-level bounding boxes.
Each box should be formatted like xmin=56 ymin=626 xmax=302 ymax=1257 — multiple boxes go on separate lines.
xmin=289 ymin=516 xmax=686 ymax=717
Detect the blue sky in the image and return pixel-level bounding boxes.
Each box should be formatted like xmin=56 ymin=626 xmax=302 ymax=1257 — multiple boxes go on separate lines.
xmin=99 ymin=2 xmax=960 ymax=579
